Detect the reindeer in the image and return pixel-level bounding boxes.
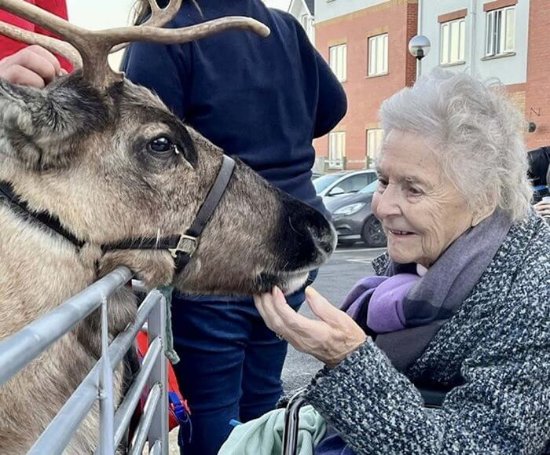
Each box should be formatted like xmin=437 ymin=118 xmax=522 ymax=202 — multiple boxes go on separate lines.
xmin=0 ymin=0 xmax=335 ymax=452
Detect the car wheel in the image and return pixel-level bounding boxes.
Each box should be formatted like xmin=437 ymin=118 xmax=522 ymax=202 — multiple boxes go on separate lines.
xmin=338 ymin=239 xmax=356 ymax=247
xmin=361 ymin=216 xmax=387 ymax=247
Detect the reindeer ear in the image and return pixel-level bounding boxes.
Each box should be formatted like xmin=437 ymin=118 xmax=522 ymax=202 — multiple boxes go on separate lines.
xmin=0 ymin=75 xmax=109 ymax=170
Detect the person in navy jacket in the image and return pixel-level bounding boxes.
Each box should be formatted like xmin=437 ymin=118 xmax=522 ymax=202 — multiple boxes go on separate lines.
xmin=123 ymin=1 xmax=347 ymax=453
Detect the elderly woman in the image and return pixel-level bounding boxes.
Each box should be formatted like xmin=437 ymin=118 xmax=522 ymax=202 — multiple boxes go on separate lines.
xmin=254 ymin=70 xmax=550 ymax=454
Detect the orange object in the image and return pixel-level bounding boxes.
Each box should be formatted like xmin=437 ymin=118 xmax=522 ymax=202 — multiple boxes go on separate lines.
xmin=136 ymin=330 xmax=190 ymax=430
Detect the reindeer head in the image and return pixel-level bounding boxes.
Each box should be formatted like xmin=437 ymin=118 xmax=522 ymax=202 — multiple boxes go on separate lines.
xmin=0 ymin=0 xmax=336 ymax=295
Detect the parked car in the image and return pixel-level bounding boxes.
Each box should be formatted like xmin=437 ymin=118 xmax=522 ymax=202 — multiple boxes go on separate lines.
xmin=325 ymin=180 xmax=387 ymax=248
xmin=312 ymin=171 xmax=324 ymax=180
xmin=313 ymin=170 xmax=378 ymax=199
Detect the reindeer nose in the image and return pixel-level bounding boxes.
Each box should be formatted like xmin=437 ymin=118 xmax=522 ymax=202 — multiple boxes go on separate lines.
xmin=285 ymin=197 xmax=336 ymax=257
xmin=310 ymin=224 xmax=337 ymax=255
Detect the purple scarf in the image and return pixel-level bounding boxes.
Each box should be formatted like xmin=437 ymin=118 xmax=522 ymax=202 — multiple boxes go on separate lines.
xmin=340 ymin=209 xmax=512 ymax=371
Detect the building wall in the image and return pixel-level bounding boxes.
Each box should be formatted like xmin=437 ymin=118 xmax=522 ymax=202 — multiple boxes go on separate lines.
xmin=316 ymin=0 xmax=391 ymax=23
xmin=525 ymin=0 xmax=550 ymax=148
xmin=288 ymin=0 xmax=315 ymax=43
xmin=314 ymin=0 xmax=417 ymax=171
xmin=419 ymin=0 xmax=549 ymax=149
xmin=419 ymin=0 xmax=529 ymax=84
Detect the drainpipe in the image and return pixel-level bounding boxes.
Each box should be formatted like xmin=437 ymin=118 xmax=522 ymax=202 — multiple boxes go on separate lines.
xmin=470 ymin=0 xmax=478 ymax=76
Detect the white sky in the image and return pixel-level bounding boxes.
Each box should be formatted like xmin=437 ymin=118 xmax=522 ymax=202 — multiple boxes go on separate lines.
xmin=66 ymin=0 xmax=292 ymax=29
xmin=66 ymin=0 xmax=292 ymax=67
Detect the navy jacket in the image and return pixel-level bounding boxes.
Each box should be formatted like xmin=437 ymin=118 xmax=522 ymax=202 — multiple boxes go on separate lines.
xmin=122 ymin=0 xmax=347 ymax=216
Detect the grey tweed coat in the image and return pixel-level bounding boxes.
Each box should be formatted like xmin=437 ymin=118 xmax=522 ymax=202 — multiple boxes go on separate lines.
xmin=304 ymin=212 xmax=550 ymax=454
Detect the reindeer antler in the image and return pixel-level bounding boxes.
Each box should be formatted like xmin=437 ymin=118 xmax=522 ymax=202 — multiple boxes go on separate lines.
xmin=0 ymin=21 xmax=81 ymax=67
xmin=110 ymin=0 xmax=184 ymax=53
xmin=0 ymin=0 xmax=270 ymax=89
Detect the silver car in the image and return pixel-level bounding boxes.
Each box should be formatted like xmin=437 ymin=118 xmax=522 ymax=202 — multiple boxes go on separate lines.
xmin=313 ymin=170 xmax=378 ymax=199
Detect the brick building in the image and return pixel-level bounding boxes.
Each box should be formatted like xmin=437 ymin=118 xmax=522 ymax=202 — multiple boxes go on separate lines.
xmin=418 ymin=0 xmax=549 ymax=150
xmin=312 ymin=0 xmax=418 ymax=172
xmin=311 ymin=0 xmax=550 ymax=172
xmin=525 ymin=0 xmax=550 ymax=149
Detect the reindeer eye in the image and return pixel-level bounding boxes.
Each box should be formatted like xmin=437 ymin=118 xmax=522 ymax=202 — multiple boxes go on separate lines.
xmin=148 ymin=136 xmax=176 ymax=154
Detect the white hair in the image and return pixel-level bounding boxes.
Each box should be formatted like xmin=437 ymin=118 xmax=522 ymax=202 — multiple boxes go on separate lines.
xmin=379 ymin=69 xmax=532 ymax=221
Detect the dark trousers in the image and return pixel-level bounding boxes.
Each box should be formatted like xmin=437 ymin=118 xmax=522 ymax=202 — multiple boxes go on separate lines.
xmin=171 ymin=289 xmax=306 ymax=455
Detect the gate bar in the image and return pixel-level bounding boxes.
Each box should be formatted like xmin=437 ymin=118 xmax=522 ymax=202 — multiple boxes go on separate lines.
xmin=129 ymin=383 xmax=162 ymax=455
xmin=112 ymin=336 xmax=163 ymax=449
xmin=0 ymin=267 xmax=132 ymax=386
xmin=28 ymin=289 xmax=164 ymax=455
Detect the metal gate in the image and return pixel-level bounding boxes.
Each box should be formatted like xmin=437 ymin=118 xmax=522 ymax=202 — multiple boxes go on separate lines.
xmin=0 ymin=266 xmax=169 ymax=455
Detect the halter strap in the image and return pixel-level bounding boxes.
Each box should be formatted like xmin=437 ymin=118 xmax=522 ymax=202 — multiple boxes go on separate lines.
xmin=0 ymin=155 xmax=236 ymax=274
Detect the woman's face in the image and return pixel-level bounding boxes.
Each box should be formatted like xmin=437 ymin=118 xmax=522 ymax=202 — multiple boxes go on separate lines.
xmin=372 ymin=130 xmax=474 ymax=267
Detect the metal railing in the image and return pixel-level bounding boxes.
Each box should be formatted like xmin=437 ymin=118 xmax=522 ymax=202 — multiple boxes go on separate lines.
xmin=0 ymin=266 xmax=169 ymax=454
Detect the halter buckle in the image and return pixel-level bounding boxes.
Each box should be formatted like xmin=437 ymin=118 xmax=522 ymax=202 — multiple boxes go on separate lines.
xmin=168 ymin=234 xmax=198 ymax=259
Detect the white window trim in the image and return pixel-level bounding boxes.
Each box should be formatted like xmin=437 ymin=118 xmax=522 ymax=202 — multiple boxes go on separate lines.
xmin=485 ymin=6 xmax=516 ymax=57
xmin=328 ymin=131 xmax=345 ymax=169
xmin=329 ymin=44 xmax=347 ymax=82
xmin=366 ymin=129 xmax=383 ymax=169
xmin=440 ymin=17 xmax=466 ymax=65
xmin=367 ymin=33 xmax=388 ymax=77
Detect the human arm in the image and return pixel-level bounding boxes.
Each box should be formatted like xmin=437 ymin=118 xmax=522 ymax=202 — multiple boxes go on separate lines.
xmin=253 ymin=287 xmax=366 ymax=368
xmin=303 ymin=273 xmax=550 ymax=453
xmin=0 ymin=45 xmax=63 ymax=87
xmin=0 ymin=0 xmax=72 ymax=72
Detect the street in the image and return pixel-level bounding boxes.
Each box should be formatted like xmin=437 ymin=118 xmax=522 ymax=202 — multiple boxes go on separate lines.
xmin=281 ymin=244 xmax=386 ymax=393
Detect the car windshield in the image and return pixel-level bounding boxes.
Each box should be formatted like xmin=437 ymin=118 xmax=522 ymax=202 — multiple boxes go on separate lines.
xmin=313 ymin=174 xmax=344 ymax=193
xmin=358 ymin=180 xmax=379 ymax=194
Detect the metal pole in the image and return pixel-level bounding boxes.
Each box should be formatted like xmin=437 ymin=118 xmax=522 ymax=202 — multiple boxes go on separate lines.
xmin=417 ymin=0 xmax=422 ymax=80
xmin=0 ymin=267 xmax=132 ymax=386
xmin=29 ymin=288 xmax=160 ymax=455
xmin=112 ymin=337 xmax=163 ymax=449
xmin=146 ymin=291 xmax=169 ymax=454
xmin=282 ymin=391 xmax=307 ymax=455
xmin=99 ymin=297 xmax=115 ymax=455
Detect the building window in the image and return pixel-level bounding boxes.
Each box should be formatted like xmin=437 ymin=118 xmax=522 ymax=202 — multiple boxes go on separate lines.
xmin=485 ymin=6 xmax=515 ymax=57
xmin=440 ymin=18 xmax=466 ymax=65
xmin=366 ymin=129 xmax=383 ymax=168
xmin=368 ymin=34 xmax=388 ymax=76
xmin=328 ymin=131 xmax=345 ymax=169
xmin=329 ymin=44 xmax=347 ymax=82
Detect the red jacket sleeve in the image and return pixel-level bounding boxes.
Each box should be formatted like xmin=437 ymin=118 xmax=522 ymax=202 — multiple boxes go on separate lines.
xmin=0 ymin=0 xmax=73 ymax=71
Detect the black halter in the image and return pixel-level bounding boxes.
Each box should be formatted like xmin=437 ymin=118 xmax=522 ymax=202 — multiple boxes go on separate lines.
xmin=0 ymin=155 xmax=236 ymax=274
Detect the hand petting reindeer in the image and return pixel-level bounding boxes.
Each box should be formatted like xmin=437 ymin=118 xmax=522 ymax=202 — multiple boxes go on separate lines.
xmin=0 ymin=0 xmax=336 ymax=452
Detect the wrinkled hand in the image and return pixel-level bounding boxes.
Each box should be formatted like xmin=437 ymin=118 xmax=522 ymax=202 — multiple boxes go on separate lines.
xmin=254 ymin=286 xmax=367 ymax=368
xmin=534 ymin=200 xmax=550 ymax=218
xmin=0 ymin=45 xmax=65 ymax=88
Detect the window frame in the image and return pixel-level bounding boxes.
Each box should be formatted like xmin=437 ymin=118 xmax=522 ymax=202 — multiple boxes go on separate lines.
xmin=328 ymin=131 xmax=346 ymax=169
xmin=440 ymin=17 xmax=466 ymax=65
xmin=485 ymin=6 xmax=516 ymax=57
xmin=329 ymin=44 xmax=347 ymax=82
xmin=367 ymin=33 xmax=388 ymax=77
xmin=366 ymin=128 xmax=384 ymax=169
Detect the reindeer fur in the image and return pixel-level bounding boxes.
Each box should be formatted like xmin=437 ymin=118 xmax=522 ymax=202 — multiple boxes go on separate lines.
xmin=0 ymin=72 xmax=334 ymax=453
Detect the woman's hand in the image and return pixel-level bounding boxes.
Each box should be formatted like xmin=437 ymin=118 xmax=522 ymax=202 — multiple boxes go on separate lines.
xmin=534 ymin=200 xmax=550 ymax=219
xmin=254 ymin=286 xmax=367 ymax=368
xmin=0 ymin=45 xmax=64 ymax=88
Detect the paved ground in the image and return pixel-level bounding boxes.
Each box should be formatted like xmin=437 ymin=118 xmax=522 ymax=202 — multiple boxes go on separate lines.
xmin=167 ymin=243 xmax=385 ymax=453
